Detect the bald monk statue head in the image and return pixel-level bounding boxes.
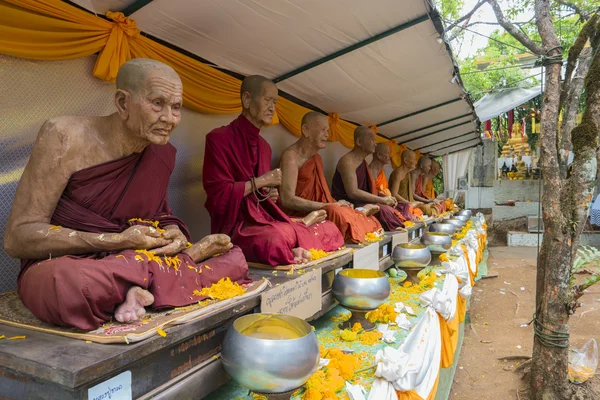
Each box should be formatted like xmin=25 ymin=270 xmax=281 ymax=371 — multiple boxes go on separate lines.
xmin=354 ymin=126 xmax=377 ymax=155
xmin=301 ymin=111 xmax=329 ymax=150
xmin=388 ymin=149 xmax=425 ymax=208
xmin=5 ymin=58 xmax=247 ymax=330
xmin=369 ymin=143 xmax=391 ymax=180
xmin=431 ymin=159 xmax=441 ymax=176
xmin=240 ymin=75 xmax=278 ymax=129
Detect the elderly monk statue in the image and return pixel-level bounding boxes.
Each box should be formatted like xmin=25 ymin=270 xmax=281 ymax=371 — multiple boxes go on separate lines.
xmin=389 ymin=149 xmax=432 ymax=218
xmin=4 ymin=59 xmax=250 ymax=331
xmin=203 ymin=76 xmax=344 ymax=266
xmin=279 ymin=112 xmax=382 ymax=243
xmin=417 ymin=159 xmax=448 ymax=213
xmin=369 ymin=143 xmax=416 ymax=221
xmin=331 ymin=126 xmax=407 ymax=231
xmin=411 ymin=156 xmax=443 ymax=216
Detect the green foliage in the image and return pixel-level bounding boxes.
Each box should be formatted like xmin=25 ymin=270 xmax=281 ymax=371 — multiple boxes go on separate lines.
xmin=434 ymin=0 xmax=465 ymax=21
xmin=572 ymin=246 xmax=600 ymax=278
xmin=433 ymin=156 xmax=444 ymax=194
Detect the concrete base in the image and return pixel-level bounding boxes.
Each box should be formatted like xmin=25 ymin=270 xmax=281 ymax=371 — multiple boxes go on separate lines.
xmin=494 ymin=180 xmax=541 ymax=203
xmin=507 ymin=231 xmax=600 ymax=247
xmin=493 ymin=202 xmax=540 ymax=221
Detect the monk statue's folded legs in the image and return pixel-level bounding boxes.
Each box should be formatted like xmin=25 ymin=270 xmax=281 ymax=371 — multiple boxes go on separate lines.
xmin=18 ymin=238 xmax=250 ymax=331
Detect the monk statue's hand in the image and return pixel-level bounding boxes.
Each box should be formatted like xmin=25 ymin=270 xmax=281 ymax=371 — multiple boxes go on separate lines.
xmin=184 ymin=234 xmax=234 ymax=262
xmin=151 ymin=226 xmax=188 ymax=256
xmin=257 ymin=168 xmax=282 ymax=188
xmin=122 ymin=226 xmax=171 ymax=251
xmin=382 ymin=196 xmax=397 ymax=207
xmin=410 ymin=201 xmax=423 ymax=208
xmin=267 ymin=188 xmax=279 ymax=202
xmin=336 ymin=200 xmax=353 ymax=208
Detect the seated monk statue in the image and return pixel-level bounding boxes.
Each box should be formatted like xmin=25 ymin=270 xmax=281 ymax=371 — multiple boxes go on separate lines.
xmin=369 ymin=143 xmax=418 ymax=221
xmin=279 ymin=112 xmax=382 ymax=243
xmin=3 ymin=59 xmax=250 ymax=331
xmin=389 ymin=149 xmax=433 ymax=218
xmin=420 ymin=159 xmax=449 ymax=213
xmin=203 ymin=76 xmax=344 ymax=266
xmin=412 ymin=156 xmax=444 ymax=216
xmin=331 ymin=126 xmax=407 ymax=231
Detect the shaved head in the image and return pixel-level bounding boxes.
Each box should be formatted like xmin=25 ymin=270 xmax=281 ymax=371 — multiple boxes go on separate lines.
xmin=240 ymin=75 xmax=278 ymax=127
xmin=431 ymin=160 xmax=441 ymax=174
xmin=116 ymin=58 xmax=180 ymax=95
xmin=354 ymin=126 xmax=373 ymax=142
xmin=375 ymin=143 xmax=389 ymax=155
xmin=301 ymin=111 xmax=326 ymax=129
xmin=240 ymin=75 xmax=276 ymax=102
xmin=402 ymin=149 xmax=417 ymax=169
xmin=419 ymin=156 xmax=431 ymax=168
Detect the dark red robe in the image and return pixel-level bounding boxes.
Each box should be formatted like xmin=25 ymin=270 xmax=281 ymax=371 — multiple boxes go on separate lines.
xmin=203 ymin=115 xmax=344 ymax=265
xmin=331 ymin=160 xmax=405 ymax=231
xmin=18 ymin=144 xmax=250 ymax=331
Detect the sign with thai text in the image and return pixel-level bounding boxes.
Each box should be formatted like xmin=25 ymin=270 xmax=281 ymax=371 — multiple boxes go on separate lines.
xmin=88 ymin=371 xmax=131 ymax=400
xmin=261 ymin=269 xmax=321 ymax=319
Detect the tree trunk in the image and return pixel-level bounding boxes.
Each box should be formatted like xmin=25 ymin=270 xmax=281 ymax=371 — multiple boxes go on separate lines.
xmin=530 ymin=1 xmax=573 ymax=398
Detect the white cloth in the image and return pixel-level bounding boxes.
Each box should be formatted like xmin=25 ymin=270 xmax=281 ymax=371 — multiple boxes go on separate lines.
xmin=443 ymin=148 xmax=472 ymax=199
xmin=368 ymin=308 xmax=442 ymax=399
xmin=420 ymin=274 xmax=459 ymax=321
xmin=346 ymin=382 xmax=367 ymax=400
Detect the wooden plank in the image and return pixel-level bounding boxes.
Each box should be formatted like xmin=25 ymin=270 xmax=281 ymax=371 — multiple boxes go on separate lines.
xmin=0 ymin=295 xmax=260 ymax=389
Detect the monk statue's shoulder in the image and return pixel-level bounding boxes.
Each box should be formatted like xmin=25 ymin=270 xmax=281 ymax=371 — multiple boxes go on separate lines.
xmin=37 ymin=116 xmax=94 ymax=153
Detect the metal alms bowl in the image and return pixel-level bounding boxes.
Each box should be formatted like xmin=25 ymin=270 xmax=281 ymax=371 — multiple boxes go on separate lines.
xmin=428 ymin=223 xmax=456 ymax=235
xmin=458 ymin=209 xmax=472 ymax=218
xmin=422 ymin=232 xmax=452 ymax=252
xmin=332 ymin=269 xmax=391 ymax=311
xmin=392 ymin=243 xmax=432 ymax=268
xmin=221 ymin=313 xmax=320 ymax=394
xmin=443 ymin=218 xmax=466 ymax=228
xmin=455 ymin=215 xmax=469 ymax=222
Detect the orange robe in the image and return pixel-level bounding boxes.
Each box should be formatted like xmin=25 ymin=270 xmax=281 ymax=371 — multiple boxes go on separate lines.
xmin=289 ymin=154 xmax=382 ymax=243
xmin=375 ymin=170 xmax=392 ymax=197
xmin=415 ymin=175 xmax=443 ymax=215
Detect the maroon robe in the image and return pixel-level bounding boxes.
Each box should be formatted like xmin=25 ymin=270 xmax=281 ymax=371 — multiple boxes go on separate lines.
xmin=331 ymin=161 xmax=405 ymax=231
xmin=18 ymin=144 xmax=250 ymax=331
xmin=203 ymin=115 xmax=344 ymax=265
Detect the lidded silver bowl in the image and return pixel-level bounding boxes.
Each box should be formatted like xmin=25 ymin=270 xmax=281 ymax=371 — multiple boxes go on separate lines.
xmin=428 ymin=223 xmax=456 ymax=235
xmin=392 ymin=243 xmax=432 ymax=268
xmin=422 ymin=232 xmax=452 ymax=252
xmin=332 ymin=269 xmax=391 ymax=311
xmin=443 ymin=218 xmax=466 ymax=228
xmin=221 ymin=313 xmax=319 ymax=394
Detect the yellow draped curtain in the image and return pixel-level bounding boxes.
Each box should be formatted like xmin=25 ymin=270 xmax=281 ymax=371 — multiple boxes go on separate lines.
xmin=0 ymin=0 xmax=391 ymax=149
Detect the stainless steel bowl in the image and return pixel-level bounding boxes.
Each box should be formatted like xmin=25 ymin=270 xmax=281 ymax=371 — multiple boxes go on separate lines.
xmin=422 ymin=232 xmax=452 ymax=252
xmin=392 ymin=243 xmax=432 ymax=268
xmin=221 ymin=314 xmax=320 ymax=393
xmin=428 ymin=223 xmax=456 ymax=235
xmin=332 ymin=269 xmax=391 ymax=310
xmin=458 ymin=209 xmax=472 ymax=218
xmin=455 ymin=215 xmax=469 ymax=222
xmin=443 ymin=218 xmax=466 ymax=228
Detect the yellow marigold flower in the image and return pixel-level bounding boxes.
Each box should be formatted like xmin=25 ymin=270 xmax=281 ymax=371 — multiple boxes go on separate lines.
xmin=194 ymin=277 xmax=246 ymax=300
xmin=309 ymin=248 xmax=329 ymax=261
xmin=359 ymin=330 xmax=382 ymax=346
xmin=340 ymin=329 xmax=358 ymax=342
xmin=439 ymin=253 xmax=449 ymax=262
xmin=403 ymin=281 xmax=413 ymax=288
xmin=351 ymin=322 xmax=363 ymax=332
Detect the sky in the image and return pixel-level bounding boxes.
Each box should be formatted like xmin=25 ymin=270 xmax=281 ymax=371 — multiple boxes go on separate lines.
xmin=451 ymin=0 xmax=536 ymax=60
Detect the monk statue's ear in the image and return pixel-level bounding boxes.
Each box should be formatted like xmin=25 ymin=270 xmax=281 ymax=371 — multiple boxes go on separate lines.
xmin=301 ymin=124 xmax=309 ymax=138
xmin=241 ymin=92 xmax=251 ymax=110
xmin=115 ymin=89 xmax=131 ymax=119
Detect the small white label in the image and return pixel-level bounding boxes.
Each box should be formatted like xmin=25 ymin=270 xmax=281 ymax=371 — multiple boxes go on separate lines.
xmin=335 ymin=267 xmax=342 ymax=275
xmin=353 ymin=242 xmax=379 ymax=270
xmin=411 ymin=231 xmax=416 ymax=240
xmin=382 ymin=244 xmax=389 ymax=257
xmin=88 ymin=371 xmax=132 ymax=400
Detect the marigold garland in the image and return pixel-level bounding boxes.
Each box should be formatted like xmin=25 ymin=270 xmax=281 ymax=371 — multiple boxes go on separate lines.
xmin=193 ymin=277 xmax=245 ymax=300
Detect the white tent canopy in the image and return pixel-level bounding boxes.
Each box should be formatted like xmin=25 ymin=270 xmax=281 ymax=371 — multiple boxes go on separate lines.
xmin=474 ymin=87 xmax=542 ymax=122
xmin=72 ymin=0 xmax=481 ymax=155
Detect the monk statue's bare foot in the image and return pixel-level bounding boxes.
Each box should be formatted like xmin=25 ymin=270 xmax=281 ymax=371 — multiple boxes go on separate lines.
xmin=114 ymin=286 xmax=154 ymax=324
xmin=362 ymin=204 xmax=380 ymax=217
xmin=292 ymin=247 xmax=312 ymax=264
xmin=184 ymin=234 xmax=233 ymax=263
xmin=302 ymin=210 xmax=327 ymax=226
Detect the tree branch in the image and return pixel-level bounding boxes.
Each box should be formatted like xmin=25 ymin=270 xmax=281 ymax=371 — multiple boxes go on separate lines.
xmin=489 ymin=0 xmax=545 ymax=55
xmin=556 ymin=0 xmax=593 ymax=22
xmin=443 ymin=0 xmax=488 ymax=33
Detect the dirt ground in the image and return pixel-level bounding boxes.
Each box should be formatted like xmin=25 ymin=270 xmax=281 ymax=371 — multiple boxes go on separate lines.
xmin=449 ymin=247 xmax=600 ymax=400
